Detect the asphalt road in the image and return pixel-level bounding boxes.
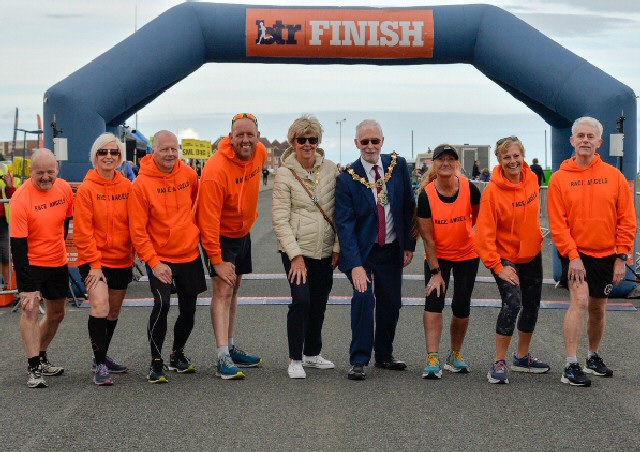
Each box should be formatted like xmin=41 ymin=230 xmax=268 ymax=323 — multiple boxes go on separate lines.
xmin=1 ymin=187 xmax=638 ymax=451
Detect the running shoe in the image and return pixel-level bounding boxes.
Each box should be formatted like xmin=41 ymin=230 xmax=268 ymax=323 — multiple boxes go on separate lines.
xmin=216 ymin=354 xmax=245 ymax=380
xmin=147 ymin=359 xmax=168 ymax=384
xmin=302 ymin=355 xmax=335 ymax=369
xmin=511 ymin=353 xmax=550 ymax=373
xmin=487 ymin=360 xmax=509 ymax=384
xmin=584 ymin=353 xmax=613 ymax=377
xmin=94 ymin=364 xmax=113 ymax=386
xmin=40 ymin=356 xmax=64 ymax=376
xmin=444 ymin=350 xmax=470 ymax=373
xmin=168 ymin=351 xmax=196 ymax=373
xmin=229 ymin=345 xmax=262 ymax=368
xmin=92 ymin=356 xmax=128 ymax=374
xmin=561 ymin=363 xmax=591 ymax=386
xmin=288 ymin=360 xmax=306 ymax=379
xmin=27 ymin=366 xmax=47 ymax=388
xmin=422 ymin=354 xmax=442 ymax=379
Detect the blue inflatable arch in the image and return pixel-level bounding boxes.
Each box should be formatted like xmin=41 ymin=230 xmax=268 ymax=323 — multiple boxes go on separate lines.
xmin=44 ymin=2 xmax=636 ymax=183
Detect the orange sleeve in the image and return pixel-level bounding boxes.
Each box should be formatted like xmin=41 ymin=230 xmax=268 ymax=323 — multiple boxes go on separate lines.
xmin=474 ymin=189 xmax=503 ymax=274
xmin=615 ymin=173 xmax=637 ymax=254
xmin=73 ymin=185 xmax=102 ymax=268
xmin=196 ymin=178 xmax=225 ymax=265
xmin=9 ymin=189 xmax=28 ymax=238
xmin=128 ymin=184 xmax=161 ymax=269
xmin=64 ymin=182 xmax=74 ymax=218
xmin=547 ymin=175 xmax=580 ymax=260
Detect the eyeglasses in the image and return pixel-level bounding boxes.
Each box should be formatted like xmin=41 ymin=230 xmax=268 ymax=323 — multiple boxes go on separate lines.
xmin=496 ymin=136 xmax=519 ymax=146
xmin=232 ymin=113 xmax=258 ymax=125
xmin=96 ymin=149 xmax=121 ymax=156
xmin=295 ymin=137 xmax=318 ymax=145
xmin=359 ymin=138 xmax=381 ymax=146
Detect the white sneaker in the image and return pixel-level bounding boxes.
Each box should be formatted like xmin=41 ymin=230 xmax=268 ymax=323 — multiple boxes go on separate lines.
xmin=302 ymin=355 xmax=335 ymax=369
xmin=288 ymin=361 xmax=306 ymax=379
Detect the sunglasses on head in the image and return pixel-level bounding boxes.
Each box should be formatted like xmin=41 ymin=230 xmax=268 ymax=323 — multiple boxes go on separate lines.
xmin=232 ymin=113 xmax=258 ymax=125
xmin=96 ymin=149 xmax=121 ymax=156
xmin=359 ymin=138 xmax=381 ymax=146
xmin=295 ymin=137 xmax=318 ymax=145
xmin=496 ymin=136 xmax=519 ymax=146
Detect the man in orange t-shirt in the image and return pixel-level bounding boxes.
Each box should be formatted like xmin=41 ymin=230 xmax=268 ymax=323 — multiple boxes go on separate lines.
xmin=10 ymin=149 xmax=74 ymax=388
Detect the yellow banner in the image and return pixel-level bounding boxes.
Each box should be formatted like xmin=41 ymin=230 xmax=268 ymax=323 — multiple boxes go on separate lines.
xmin=182 ymin=139 xmax=212 ymax=159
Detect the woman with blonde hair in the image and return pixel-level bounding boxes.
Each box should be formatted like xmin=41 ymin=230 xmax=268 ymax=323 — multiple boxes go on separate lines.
xmin=74 ymin=132 xmax=134 ymax=385
xmin=416 ymin=144 xmax=481 ymax=379
xmin=272 ymin=115 xmax=340 ymax=379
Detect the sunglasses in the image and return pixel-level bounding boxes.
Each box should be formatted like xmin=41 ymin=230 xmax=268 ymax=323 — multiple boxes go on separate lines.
xmin=359 ymin=138 xmax=381 ymax=146
xmin=232 ymin=113 xmax=258 ymax=125
xmin=496 ymin=136 xmax=519 ymax=146
xmin=96 ymin=149 xmax=121 ymax=156
xmin=295 ymin=137 xmax=318 ymax=145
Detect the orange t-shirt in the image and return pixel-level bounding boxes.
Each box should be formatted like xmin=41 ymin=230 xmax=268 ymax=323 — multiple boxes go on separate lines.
xmin=425 ymin=177 xmax=477 ymax=261
xmin=10 ymin=178 xmax=74 ymax=267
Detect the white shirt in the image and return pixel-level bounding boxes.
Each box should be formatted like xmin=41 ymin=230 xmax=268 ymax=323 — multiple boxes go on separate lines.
xmin=360 ymin=157 xmax=397 ymax=244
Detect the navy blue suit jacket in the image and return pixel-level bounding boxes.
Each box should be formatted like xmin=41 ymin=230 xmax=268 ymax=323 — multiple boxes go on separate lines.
xmin=336 ymin=154 xmax=416 ymax=273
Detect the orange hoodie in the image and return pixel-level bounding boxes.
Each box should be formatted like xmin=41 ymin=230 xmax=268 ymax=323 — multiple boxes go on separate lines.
xmin=129 ymin=155 xmax=200 ymax=268
xmin=74 ymin=169 xmax=134 ymax=269
xmin=475 ymin=162 xmax=543 ymax=273
xmin=196 ymin=137 xmax=266 ymax=265
xmin=548 ymin=153 xmax=636 ymax=260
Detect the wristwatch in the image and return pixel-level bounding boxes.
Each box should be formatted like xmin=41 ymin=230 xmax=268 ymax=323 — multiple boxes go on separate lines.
xmin=616 ymin=253 xmax=629 ymax=261
xmin=430 ymin=267 xmax=441 ymax=275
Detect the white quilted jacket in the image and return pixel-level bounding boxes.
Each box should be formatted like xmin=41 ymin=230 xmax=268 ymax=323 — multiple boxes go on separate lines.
xmin=272 ymin=147 xmax=340 ymax=260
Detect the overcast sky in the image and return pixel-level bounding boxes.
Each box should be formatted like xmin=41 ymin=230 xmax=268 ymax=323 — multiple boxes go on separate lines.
xmin=1 ymin=0 xmax=638 ymax=167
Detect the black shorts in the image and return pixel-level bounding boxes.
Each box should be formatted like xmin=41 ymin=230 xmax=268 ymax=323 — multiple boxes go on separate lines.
xmin=209 ymin=234 xmax=252 ymax=276
xmin=560 ymin=252 xmax=615 ymax=298
xmin=30 ymin=265 xmax=69 ymax=300
xmin=149 ymin=256 xmax=207 ymax=296
xmin=78 ymin=264 xmax=133 ymax=291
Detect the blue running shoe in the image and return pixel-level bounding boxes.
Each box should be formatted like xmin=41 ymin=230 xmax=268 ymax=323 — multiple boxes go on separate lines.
xmin=444 ymin=350 xmax=470 ymax=373
xmin=584 ymin=353 xmax=613 ymax=377
xmin=561 ymin=363 xmax=591 ymax=386
xmin=229 ymin=345 xmax=262 ymax=368
xmin=422 ymin=353 xmax=442 ymax=379
xmin=511 ymin=353 xmax=550 ymax=374
xmin=487 ymin=360 xmax=509 ymax=384
xmin=216 ymin=354 xmax=246 ymax=380
xmin=147 ymin=359 xmax=168 ymax=384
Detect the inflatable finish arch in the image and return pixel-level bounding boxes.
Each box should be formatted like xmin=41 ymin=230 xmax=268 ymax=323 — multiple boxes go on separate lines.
xmin=44 ymin=2 xmax=636 ymax=182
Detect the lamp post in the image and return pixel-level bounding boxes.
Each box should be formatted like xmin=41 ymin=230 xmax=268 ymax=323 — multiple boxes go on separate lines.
xmin=336 ymin=118 xmax=346 ymax=166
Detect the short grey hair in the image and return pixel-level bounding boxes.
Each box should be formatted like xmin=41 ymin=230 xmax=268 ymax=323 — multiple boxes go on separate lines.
xmin=572 ymin=116 xmax=603 ymax=139
xmin=153 ymin=130 xmax=177 ymax=149
xmin=355 ymin=119 xmax=383 ymax=140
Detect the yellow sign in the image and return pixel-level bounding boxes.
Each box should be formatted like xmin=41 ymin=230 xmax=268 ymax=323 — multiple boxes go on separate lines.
xmin=182 ymin=139 xmax=212 ymax=159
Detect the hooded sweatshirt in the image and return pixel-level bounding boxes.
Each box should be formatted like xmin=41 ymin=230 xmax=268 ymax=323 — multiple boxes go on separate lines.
xmin=129 ymin=154 xmax=200 ymax=268
xmin=548 ymin=153 xmax=636 ymax=260
xmin=196 ymin=137 xmax=266 ymax=265
xmin=474 ymin=162 xmax=543 ymax=274
xmin=74 ymin=169 xmax=133 ymax=268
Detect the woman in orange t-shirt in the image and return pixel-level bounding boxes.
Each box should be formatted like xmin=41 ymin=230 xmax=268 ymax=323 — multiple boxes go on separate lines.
xmin=416 ymin=144 xmax=481 ymax=380
xmin=74 ymin=133 xmax=133 ymax=386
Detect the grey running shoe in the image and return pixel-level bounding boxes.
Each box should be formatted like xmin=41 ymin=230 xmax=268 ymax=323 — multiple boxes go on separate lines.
xmin=27 ymin=366 xmax=47 ymax=388
xmin=93 ymin=364 xmax=113 ymax=386
xmin=40 ymin=356 xmax=64 ymax=376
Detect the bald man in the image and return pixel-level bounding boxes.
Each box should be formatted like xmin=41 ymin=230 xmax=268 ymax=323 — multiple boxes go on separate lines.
xmin=10 ymin=149 xmax=74 ymax=388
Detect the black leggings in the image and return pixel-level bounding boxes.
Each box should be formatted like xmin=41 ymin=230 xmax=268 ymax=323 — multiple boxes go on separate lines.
xmin=493 ymin=253 xmax=543 ymax=336
xmin=424 ymin=257 xmax=479 ymax=318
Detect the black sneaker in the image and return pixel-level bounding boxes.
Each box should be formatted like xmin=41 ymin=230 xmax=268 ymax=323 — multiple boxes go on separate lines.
xmin=561 ymin=363 xmax=591 ymax=386
xmin=584 ymin=353 xmax=613 ymax=377
xmin=348 ymin=364 xmax=366 ymax=381
xmin=168 ymin=351 xmax=196 ymax=373
xmin=147 ymin=359 xmax=168 ymax=384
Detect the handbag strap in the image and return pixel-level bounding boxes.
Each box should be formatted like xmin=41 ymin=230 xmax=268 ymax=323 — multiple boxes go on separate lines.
xmin=288 ymin=167 xmax=337 ymax=234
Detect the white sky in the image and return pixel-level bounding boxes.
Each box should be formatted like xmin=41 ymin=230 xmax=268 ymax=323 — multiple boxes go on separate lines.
xmin=1 ymin=0 xmax=639 ymax=167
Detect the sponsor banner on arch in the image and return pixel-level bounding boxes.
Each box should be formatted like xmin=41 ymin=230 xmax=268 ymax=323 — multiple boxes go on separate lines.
xmin=246 ymin=9 xmax=434 ymax=59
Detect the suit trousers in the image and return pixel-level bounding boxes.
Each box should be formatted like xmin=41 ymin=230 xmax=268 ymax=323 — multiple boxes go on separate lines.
xmin=281 ymin=253 xmax=334 ymax=360
xmin=347 ymin=241 xmax=402 ymax=365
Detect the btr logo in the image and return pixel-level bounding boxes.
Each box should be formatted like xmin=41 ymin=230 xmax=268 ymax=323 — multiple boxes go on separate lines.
xmin=256 ymin=20 xmax=301 ymax=44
